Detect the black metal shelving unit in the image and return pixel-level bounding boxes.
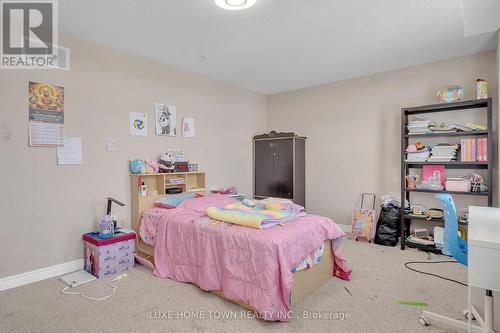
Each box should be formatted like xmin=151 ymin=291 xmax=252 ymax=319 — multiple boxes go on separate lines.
xmin=400 ymin=98 xmax=493 ymax=252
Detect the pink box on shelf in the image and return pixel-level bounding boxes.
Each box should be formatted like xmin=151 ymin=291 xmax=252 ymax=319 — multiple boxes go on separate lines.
xmin=422 ymin=165 xmax=446 ymax=186
xmin=445 ymin=179 xmax=471 ymax=192
xmin=83 ymin=232 xmax=135 ymax=278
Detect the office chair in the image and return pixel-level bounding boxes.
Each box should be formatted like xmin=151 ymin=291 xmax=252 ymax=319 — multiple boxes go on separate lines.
xmin=419 ymin=194 xmax=496 ymax=332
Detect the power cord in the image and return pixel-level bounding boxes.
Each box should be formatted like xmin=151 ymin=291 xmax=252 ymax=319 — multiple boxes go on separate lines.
xmin=404 ymin=260 xmax=468 ymax=287
xmin=62 ymin=273 xmax=127 ymax=301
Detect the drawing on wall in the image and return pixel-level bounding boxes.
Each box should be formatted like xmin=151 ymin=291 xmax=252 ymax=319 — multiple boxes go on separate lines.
xmin=182 ymin=117 xmax=195 ymax=138
xmin=129 ymin=112 xmax=148 ymax=136
xmin=28 ymin=82 xmax=65 ymax=146
xmin=155 ymin=103 xmax=176 ymax=136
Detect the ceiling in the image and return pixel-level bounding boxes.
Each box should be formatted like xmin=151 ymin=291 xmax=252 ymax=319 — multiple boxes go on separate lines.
xmin=59 ymin=0 xmax=498 ymax=95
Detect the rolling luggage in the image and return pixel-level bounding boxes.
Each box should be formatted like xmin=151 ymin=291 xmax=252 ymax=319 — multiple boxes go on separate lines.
xmin=351 ymin=193 xmax=377 ymax=242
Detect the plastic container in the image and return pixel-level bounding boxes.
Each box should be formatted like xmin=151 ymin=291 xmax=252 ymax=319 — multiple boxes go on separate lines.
xmin=445 ymin=179 xmax=471 ymax=192
xmin=99 ymin=215 xmax=114 ymax=239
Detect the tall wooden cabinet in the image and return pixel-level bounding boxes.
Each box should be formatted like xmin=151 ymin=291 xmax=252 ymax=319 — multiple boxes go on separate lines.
xmin=253 ymin=131 xmax=306 ymax=207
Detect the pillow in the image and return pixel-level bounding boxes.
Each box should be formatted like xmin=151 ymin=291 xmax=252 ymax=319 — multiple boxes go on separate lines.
xmin=154 ymin=193 xmax=196 ymax=209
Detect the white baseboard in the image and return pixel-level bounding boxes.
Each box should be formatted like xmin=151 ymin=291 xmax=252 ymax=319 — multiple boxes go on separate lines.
xmin=0 ymin=259 xmax=84 ymax=291
xmin=338 ymin=223 xmax=351 ymax=234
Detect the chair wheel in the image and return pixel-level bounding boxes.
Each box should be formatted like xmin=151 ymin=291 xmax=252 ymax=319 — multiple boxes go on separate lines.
xmin=355 ymin=237 xmax=358 ymax=241
xmin=463 ymin=309 xmax=475 ymax=320
xmin=368 ymin=239 xmax=372 ymax=243
xmin=418 ymin=316 xmax=430 ymax=326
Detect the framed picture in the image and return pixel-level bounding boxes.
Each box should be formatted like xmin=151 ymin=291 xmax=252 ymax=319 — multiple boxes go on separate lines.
xmin=155 ymin=103 xmax=176 ymax=136
xmin=129 ymin=112 xmax=147 ymax=136
xmin=182 ymin=117 xmax=195 ymax=138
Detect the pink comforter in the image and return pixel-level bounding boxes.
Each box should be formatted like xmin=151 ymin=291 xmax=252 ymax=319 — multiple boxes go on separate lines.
xmin=143 ymin=195 xmax=351 ymax=321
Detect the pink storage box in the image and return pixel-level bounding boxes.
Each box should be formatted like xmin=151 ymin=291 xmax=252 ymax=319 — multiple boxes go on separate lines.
xmin=445 ymin=179 xmax=471 ymax=192
xmin=83 ymin=232 xmax=135 ymax=278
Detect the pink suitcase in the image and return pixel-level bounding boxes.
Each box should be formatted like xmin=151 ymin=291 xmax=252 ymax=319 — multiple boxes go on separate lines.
xmin=351 ymin=193 xmax=377 ymax=242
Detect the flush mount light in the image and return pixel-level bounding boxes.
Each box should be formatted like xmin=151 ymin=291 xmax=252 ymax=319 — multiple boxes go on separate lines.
xmin=214 ymin=0 xmax=257 ymax=10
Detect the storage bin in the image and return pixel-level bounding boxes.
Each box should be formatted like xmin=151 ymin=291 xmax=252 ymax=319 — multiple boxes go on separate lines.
xmin=83 ymin=232 xmax=135 ymax=278
xmin=445 ymin=179 xmax=471 ymax=192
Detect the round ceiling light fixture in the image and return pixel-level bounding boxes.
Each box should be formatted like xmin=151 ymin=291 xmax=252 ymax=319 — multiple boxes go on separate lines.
xmin=214 ymin=0 xmax=257 ymax=10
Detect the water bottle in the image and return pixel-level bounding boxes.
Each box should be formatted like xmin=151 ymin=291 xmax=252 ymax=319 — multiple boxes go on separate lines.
xmin=99 ymin=215 xmax=114 ymax=239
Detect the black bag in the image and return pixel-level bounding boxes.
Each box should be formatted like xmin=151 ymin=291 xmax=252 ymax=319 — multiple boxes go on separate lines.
xmin=374 ymin=204 xmax=401 ymax=247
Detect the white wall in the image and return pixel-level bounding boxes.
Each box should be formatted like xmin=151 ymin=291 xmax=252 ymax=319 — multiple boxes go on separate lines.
xmin=0 ymin=34 xmax=267 ymax=278
xmin=1 ymin=33 xmax=499 ymax=282
xmin=267 ymin=51 xmax=498 ymax=226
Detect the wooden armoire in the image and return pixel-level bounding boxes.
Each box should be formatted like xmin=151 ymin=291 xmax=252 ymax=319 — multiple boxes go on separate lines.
xmin=253 ymin=131 xmax=306 ymax=207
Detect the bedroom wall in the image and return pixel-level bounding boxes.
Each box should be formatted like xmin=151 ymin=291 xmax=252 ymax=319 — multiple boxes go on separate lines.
xmin=267 ymin=51 xmax=498 ymax=227
xmin=0 ymin=34 xmax=267 ymax=278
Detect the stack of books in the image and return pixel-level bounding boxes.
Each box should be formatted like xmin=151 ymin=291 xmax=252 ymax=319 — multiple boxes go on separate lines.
xmin=406 ymin=147 xmax=430 ymax=162
xmin=407 ymin=120 xmax=431 ymax=135
xmin=461 ymin=138 xmax=488 ymax=162
xmin=428 ymin=144 xmax=459 ymax=162
xmin=455 ymin=123 xmax=487 ymax=132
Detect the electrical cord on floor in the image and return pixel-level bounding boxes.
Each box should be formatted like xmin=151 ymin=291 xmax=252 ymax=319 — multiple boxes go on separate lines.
xmin=62 ymin=273 xmax=127 ymax=301
xmin=404 ymin=260 xmax=468 ymax=287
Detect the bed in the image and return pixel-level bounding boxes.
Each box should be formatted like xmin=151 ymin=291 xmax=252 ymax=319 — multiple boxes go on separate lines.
xmin=132 ymin=194 xmax=351 ymax=321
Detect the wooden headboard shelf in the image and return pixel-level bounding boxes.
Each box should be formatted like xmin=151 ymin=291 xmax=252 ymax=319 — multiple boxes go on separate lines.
xmin=130 ymin=172 xmax=206 ymax=259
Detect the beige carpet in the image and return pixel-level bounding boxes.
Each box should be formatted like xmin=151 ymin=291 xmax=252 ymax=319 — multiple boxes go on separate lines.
xmin=0 ymin=237 xmax=469 ymax=333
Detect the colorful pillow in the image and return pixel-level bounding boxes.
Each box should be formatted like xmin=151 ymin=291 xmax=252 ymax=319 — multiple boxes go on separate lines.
xmin=154 ymin=193 xmax=196 ymax=209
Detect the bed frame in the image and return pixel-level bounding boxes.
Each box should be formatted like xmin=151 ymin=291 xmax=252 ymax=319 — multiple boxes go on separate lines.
xmin=134 ymin=236 xmax=334 ymax=310
xmin=130 ymin=173 xmax=335 ymax=310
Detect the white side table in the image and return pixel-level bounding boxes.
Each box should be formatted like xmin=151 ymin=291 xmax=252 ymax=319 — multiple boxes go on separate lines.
xmin=468 ymin=206 xmax=500 ymax=333
xmin=419 ymin=206 xmax=500 ymax=333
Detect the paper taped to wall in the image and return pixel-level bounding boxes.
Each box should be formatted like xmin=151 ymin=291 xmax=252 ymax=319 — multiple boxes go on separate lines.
xmin=29 ymin=122 xmax=64 ymax=146
xmin=57 ymin=137 xmax=82 ymax=165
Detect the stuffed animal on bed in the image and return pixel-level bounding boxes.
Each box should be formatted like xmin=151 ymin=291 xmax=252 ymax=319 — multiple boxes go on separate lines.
xmin=130 ymin=159 xmax=147 ymax=174
xmin=159 ymin=153 xmax=175 ymax=173
xmin=146 ymin=160 xmax=160 ymax=174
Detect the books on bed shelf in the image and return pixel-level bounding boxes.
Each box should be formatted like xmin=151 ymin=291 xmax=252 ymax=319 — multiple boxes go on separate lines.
xmin=460 ymin=138 xmax=488 ymax=162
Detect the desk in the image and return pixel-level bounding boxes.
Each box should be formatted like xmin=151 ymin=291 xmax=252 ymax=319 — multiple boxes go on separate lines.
xmin=420 ymin=206 xmax=500 ymax=333
xmin=469 ymin=206 xmax=500 ymax=293
xmin=468 ymin=206 xmax=500 ymax=332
